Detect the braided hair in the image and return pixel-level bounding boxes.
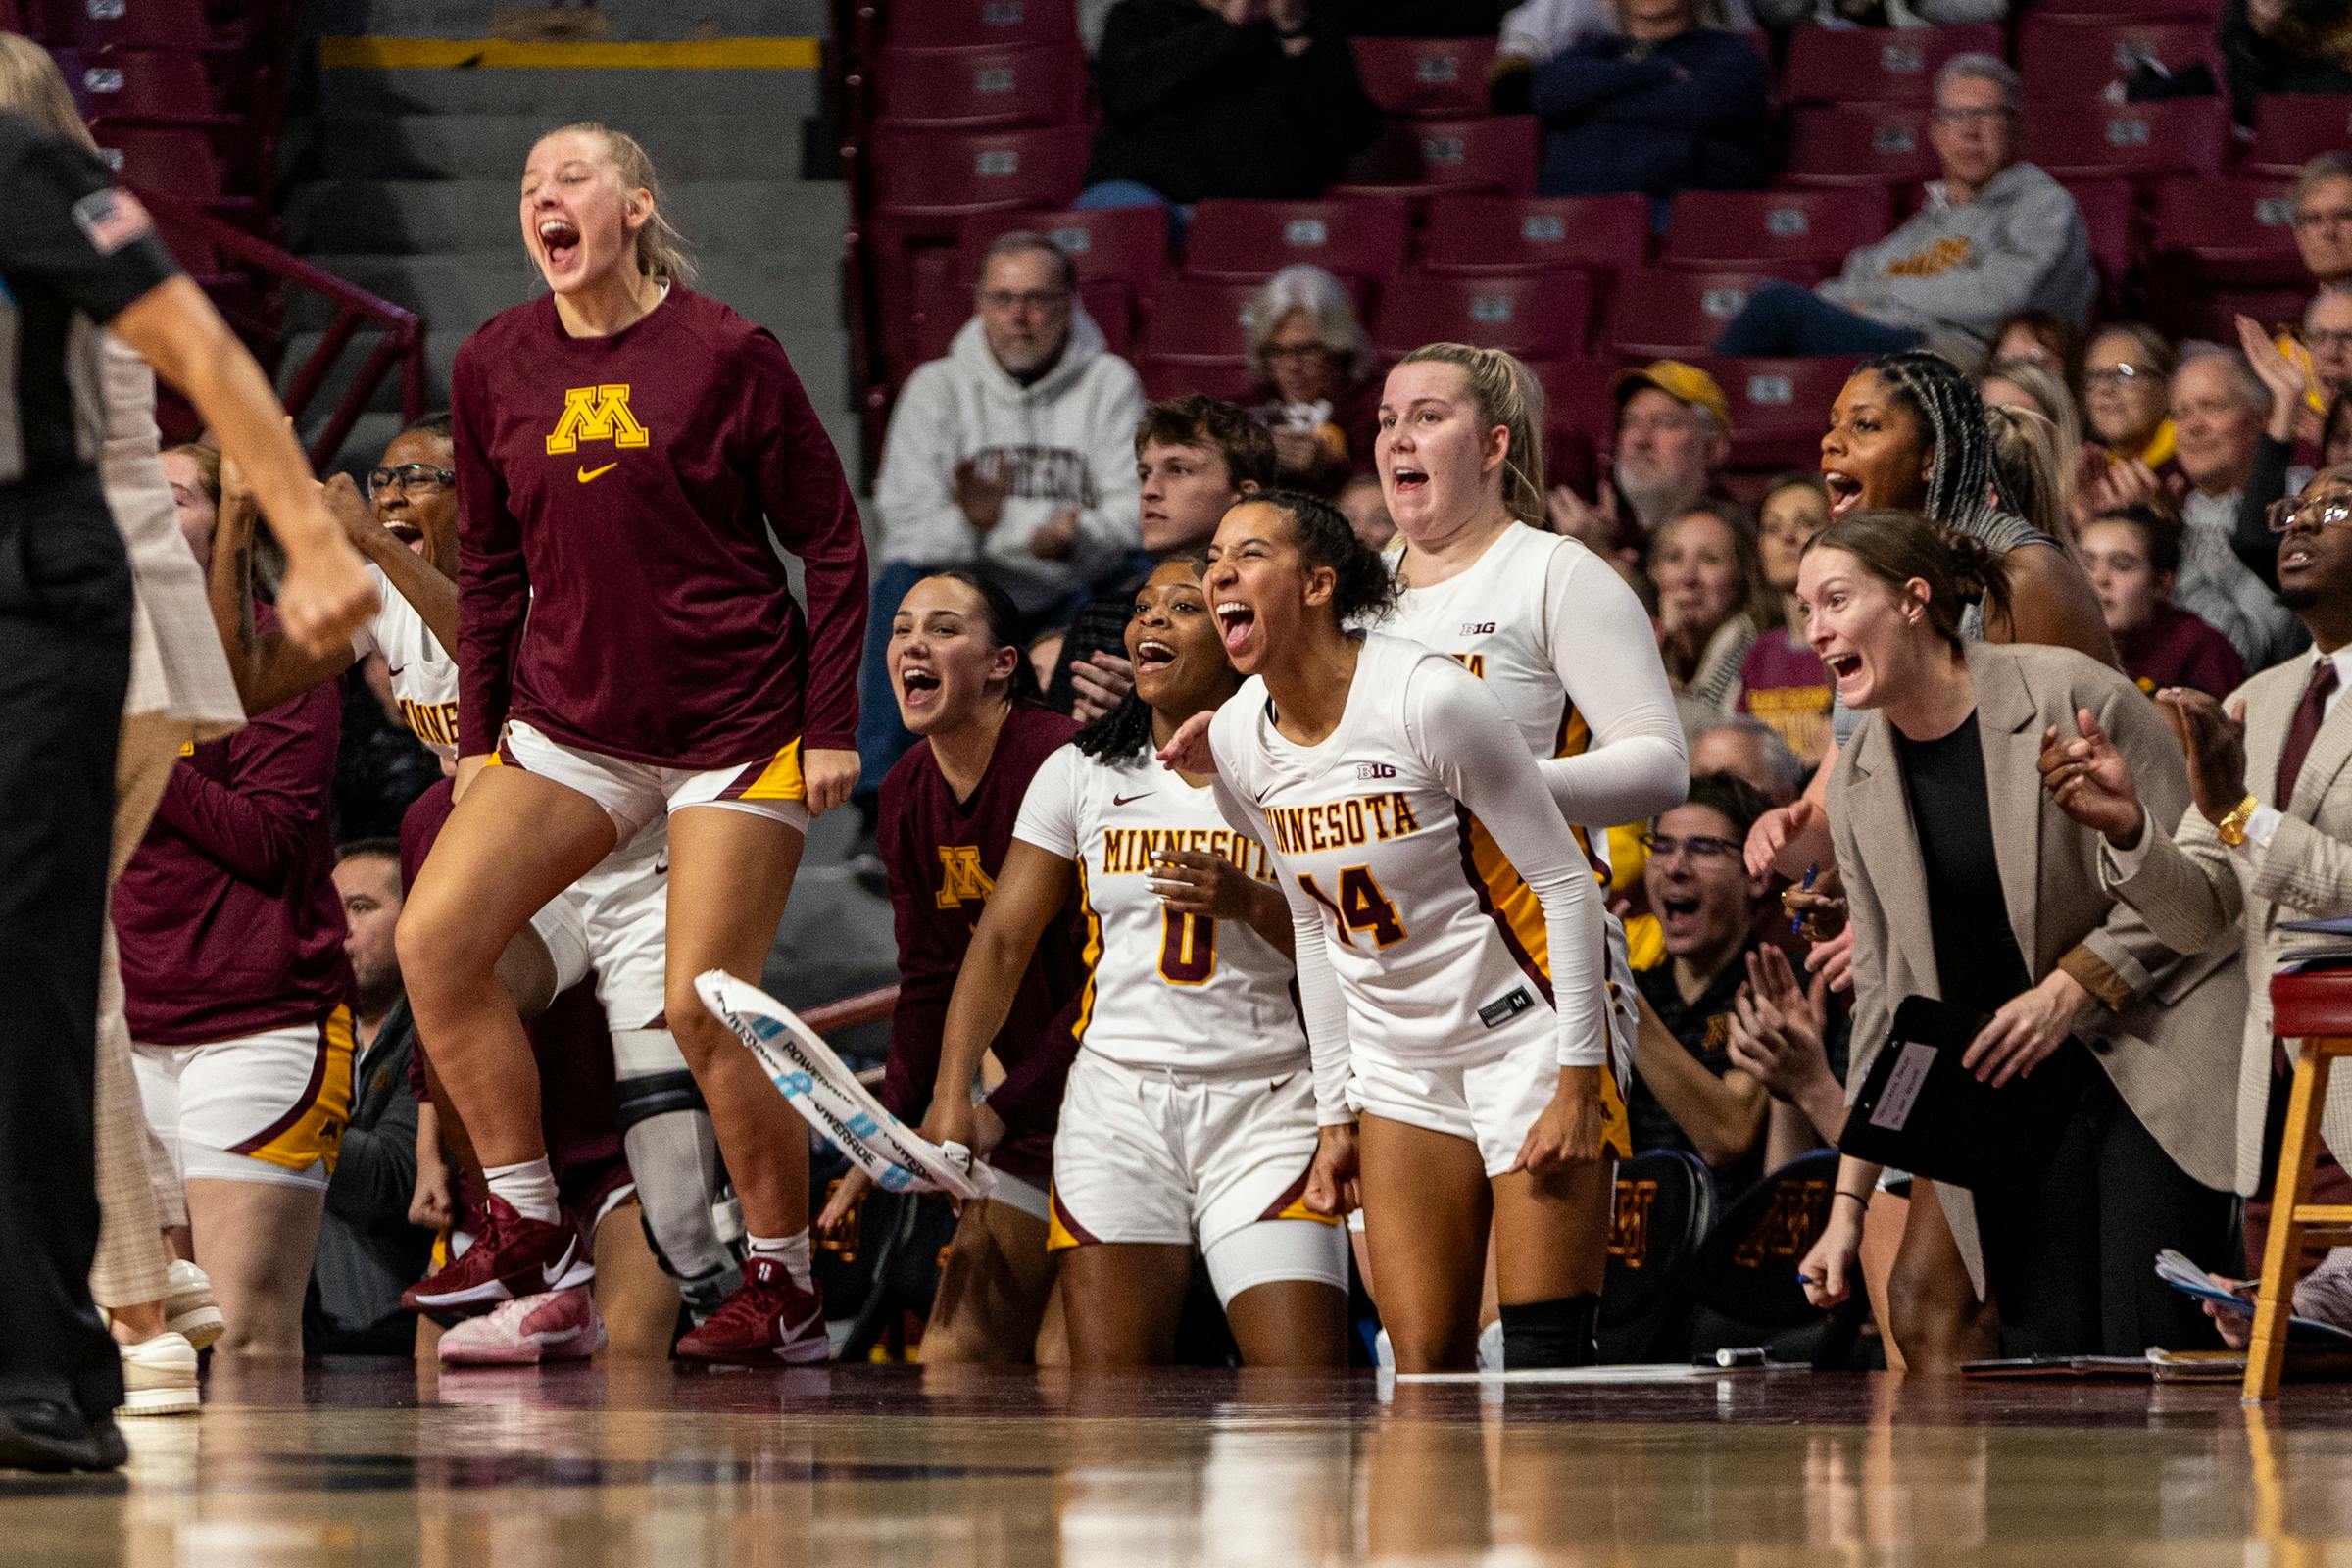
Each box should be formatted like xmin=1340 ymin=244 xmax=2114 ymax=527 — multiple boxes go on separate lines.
xmin=1859 ymin=350 xmax=2005 ymax=539
xmin=1074 ymin=551 xmax=1217 ymax=764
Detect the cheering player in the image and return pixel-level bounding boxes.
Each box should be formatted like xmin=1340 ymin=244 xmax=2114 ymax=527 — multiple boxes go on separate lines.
xmin=1380 ymin=343 xmax=1685 ymax=1336
xmin=933 ymin=556 xmax=1348 ymax=1367
xmin=396 ymin=123 xmax=866 ymax=1364
xmin=820 ymin=571 xmax=1086 ymax=1363
xmin=1185 ymin=492 xmax=1624 ymax=1373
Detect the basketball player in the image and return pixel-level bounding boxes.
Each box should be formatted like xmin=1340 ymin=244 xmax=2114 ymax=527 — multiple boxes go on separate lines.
xmin=931 ymin=556 xmax=1348 ymax=1367
xmin=819 ymin=570 xmax=1087 ymax=1363
xmin=209 ymin=421 xmax=744 ymax=1323
xmin=1186 ymin=491 xmax=1626 ymax=1374
xmin=396 ymin=122 xmax=867 ymax=1364
xmin=1379 ymin=342 xmax=1687 ymax=1349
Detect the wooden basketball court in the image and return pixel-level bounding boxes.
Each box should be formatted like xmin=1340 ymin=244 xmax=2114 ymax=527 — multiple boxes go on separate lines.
xmin=9 ymin=1362 xmax=2350 ymax=1565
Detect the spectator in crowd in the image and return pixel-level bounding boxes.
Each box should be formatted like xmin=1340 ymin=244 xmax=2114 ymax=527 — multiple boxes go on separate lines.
xmin=2236 ymin=308 xmax=2352 ymax=590
xmin=2292 ymin=153 xmax=2352 ymax=290
xmin=1651 ymin=501 xmax=1778 ymax=718
xmin=862 ymin=233 xmax=1145 ymax=802
xmin=2076 ymin=504 xmax=2246 ymax=700
xmin=304 ymin=842 xmax=430 ymax=1357
xmin=1986 ymin=404 xmax=2075 ymax=550
xmin=1338 ymin=472 xmax=1395 ymax=550
xmin=2170 ymin=346 xmax=2309 ymax=669
xmin=1081 ymin=0 xmax=1380 ymax=212
xmin=1690 ymin=715 xmax=1805 ymax=806
xmin=1526 ymin=0 xmax=1770 ymax=201
xmin=1982 ymin=357 xmax=2085 ymax=467
xmin=1754 ymin=0 xmax=2005 ymax=24
xmin=1988 ymin=308 xmax=2082 ymax=382
xmin=1713 ymin=58 xmax=2092 ymax=365
xmin=2083 ymin=323 xmax=2180 ymax=475
xmin=1046 ymin=396 xmax=1274 ymax=719
xmin=1338 ymin=0 xmax=1509 ymax=31
xmin=1737 ymin=474 xmax=1835 ymax=770
xmin=2222 ymin=0 xmax=2352 ymax=125
xmin=1491 ymin=0 xmax=1758 ymax=90
xmin=1244 ymin=266 xmax=1379 ymax=496
xmin=1629 ymin=774 xmax=1782 ymax=1200
xmin=1551 ymin=362 xmax=1732 ymax=550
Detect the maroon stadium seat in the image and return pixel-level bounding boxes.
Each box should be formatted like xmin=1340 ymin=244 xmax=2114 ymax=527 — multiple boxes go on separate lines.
xmin=1777 ymin=106 xmax=1938 ymax=190
xmin=958 ymin=204 xmax=1169 ymax=297
xmin=0 ymin=0 xmax=19 ymax=31
xmin=50 ymin=49 xmax=220 ymax=129
xmin=1693 ymin=356 xmax=1865 ymax=471
xmin=1417 ymin=194 xmax=1648 ymax=275
xmin=2030 ymin=99 xmax=2229 ymax=183
xmin=878 ymin=0 xmax=1078 ymax=49
xmin=1371 ymin=271 xmax=1592 ymax=361
xmin=1140 ymin=275 xmax=1287 ymax=366
xmin=866 ymin=124 xmax=1091 ymax=217
xmin=2017 ymin=18 xmax=2222 ymax=103
xmin=1778 ymin=24 xmax=2004 ymax=107
xmin=1183 ymin=198 xmax=1412 ymax=285
xmin=95 ymin=125 xmax=224 ymax=202
xmin=2245 ymin=95 xmax=2352 ymax=179
xmin=871 ymin=43 xmax=1085 ymax=131
xmin=2149 ymin=177 xmax=2303 ymax=283
xmin=2026 ymin=0 xmax=2220 ymax=18
xmin=31 ymin=0 xmax=212 ymax=49
xmin=1349 ymin=35 xmax=1499 ymax=120
xmin=1138 ymin=357 xmax=1261 ymax=404
xmin=1532 ymin=354 xmax=1618 ymax=496
xmin=1328 ymin=116 xmax=1540 ymax=200
xmin=1607 ymin=269 xmax=1823 ymax=361
xmin=1661 ymin=189 xmax=1892 ymax=273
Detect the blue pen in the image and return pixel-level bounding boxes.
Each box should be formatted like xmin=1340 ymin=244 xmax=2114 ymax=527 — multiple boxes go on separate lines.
xmin=1789 ymin=862 xmax=1818 ymax=938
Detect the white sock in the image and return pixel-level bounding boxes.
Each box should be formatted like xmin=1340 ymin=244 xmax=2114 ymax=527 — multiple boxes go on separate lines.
xmin=484 ymin=1158 xmax=562 ymax=1225
xmin=746 ymin=1230 xmax=812 ymax=1290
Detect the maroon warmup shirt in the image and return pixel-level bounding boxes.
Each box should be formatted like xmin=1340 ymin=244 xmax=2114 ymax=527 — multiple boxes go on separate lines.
xmin=399 ymin=781 xmax=628 ymax=1221
xmin=452 ymin=286 xmax=868 ymax=768
xmin=114 ymin=673 xmax=351 ymax=1045
xmin=2116 ymin=601 xmax=2247 ymax=702
xmin=878 ymin=705 xmax=1086 ymax=1183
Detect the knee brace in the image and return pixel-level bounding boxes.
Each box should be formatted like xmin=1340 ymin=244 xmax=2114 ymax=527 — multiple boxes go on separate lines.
xmin=613 ymin=1031 xmax=741 ymax=1308
xmin=1499 ymin=1294 xmax=1600 ymax=1370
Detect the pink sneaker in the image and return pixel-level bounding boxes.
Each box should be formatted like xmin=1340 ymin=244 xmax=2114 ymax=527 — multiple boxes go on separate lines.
xmin=675 ymin=1257 xmax=828 ymax=1366
xmin=437 ymin=1285 xmax=605 ymax=1366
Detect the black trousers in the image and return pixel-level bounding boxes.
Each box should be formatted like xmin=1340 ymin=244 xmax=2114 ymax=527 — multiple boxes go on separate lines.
xmin=1973 ymin=1066 xmax=2237 ymax=1358
xmin=0 ymin=476 xmax=131 ymax=1418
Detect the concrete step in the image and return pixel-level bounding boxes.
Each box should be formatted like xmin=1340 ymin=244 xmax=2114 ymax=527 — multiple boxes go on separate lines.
xmin=288 ymin=177 xmax=809 ymax=256
xmin=317 ymin=64 xmax=818 ymax=121
xmin=309 ymin=112 xmax=816 ymax=181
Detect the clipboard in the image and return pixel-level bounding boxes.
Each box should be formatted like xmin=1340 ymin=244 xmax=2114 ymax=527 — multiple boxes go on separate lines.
xmin=1836 ymin=995 xmax=2091 ymax=1191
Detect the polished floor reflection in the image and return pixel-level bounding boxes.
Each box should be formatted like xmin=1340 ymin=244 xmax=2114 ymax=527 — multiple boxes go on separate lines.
xmin=8 ymin=1360 xmax=2352 ymax=1565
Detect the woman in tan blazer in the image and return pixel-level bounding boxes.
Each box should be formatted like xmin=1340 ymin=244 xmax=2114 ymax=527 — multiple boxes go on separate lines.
xmin=1793 ymin=510 xmax=2246 ymax=1362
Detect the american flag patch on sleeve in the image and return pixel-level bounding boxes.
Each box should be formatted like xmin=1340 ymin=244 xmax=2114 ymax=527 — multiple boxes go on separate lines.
xmin=72 ymin=188 xmax=155 ymax=255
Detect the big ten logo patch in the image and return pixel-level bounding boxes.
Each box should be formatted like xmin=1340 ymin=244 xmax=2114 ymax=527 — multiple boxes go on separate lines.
xmin=935 ymin=845 xmax=997 ymax=907
xmin=545 ymin=384 xmax=651 ymax=454
xmin=1732 ymin=1178 xmax=1834 ymax=1270
xmin=1608 ymin=1178 xmax=1657 ymax=1267
xmin=1355 ymin=762 xmax=1396 ymax=780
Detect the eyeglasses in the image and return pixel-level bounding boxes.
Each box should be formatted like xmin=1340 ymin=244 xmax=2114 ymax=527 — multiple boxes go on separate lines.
xmin=2267 ymin=494 xmax=2352 ymax=533
xmin=368 ymin=463 xmax=454 ymax=500
xmin=2296 ymin=207 xmax=2352 ymax=232
xmin=2084 ymin=364 xmax=2160 ymax=390
xmin=1639 ymin=831 xmax=1742 ymax=863
xmin=2308 ymin=329 xmax=2352 ymax=353
xmin=978 ymin=289 xmax=1071 ymax=313
xmin=1263 ymin=342 xmax=1331 ymax=363
xmin=1931 ymin=105 xmax=2015 ymax=127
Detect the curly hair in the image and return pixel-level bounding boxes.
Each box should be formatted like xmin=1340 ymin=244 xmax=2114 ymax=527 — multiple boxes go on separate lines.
xmin=1074 ymin=552 xmax=1217 ymax=764
xmin=1245 ymin=489 xmax=1398 ymax=626
xmin=1800 ymin=507 xmax=2011 ymax=650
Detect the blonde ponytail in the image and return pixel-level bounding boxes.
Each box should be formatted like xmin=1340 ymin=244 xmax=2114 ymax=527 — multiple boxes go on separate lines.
xmin=548 ymin=121 xmax=697 ymax=286
xmin=1395 ymin=342 xmax=1549 ymax=528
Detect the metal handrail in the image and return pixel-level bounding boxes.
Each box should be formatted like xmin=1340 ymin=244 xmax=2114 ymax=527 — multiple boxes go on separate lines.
xmin=131 ymin=185 xmax=427 ymax=470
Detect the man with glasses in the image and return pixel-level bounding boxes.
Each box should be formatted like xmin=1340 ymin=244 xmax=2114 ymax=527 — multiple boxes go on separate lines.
xmin=1627 ymin=773 xmax=1808 ymax=1201
xmin=862 ymin=232 xmax=1145 ymax=798
xmin=1714 ymin=55 xmax=2092 ymax=365
xmin=2044 ymin=466 xmax=2352 ymax=1282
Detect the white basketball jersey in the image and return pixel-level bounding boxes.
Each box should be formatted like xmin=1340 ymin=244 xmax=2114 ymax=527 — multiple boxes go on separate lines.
xmin=350 ymin=564 xmax=461 ymax=760
xmin=1211 ymin=633 xmax=1565 ymax=1069
xmin=1014 ymin=744 xmax=1304 ymax=1077
xmin=1388 ymin=523 xmax=1606 ymax=868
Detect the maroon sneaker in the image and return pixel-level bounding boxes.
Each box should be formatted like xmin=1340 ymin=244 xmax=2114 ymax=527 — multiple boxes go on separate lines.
xmin=402 ymin=1195 xmax=582 ymax=1315
xmin=675 ymin=1257 xmax=829 ymax=1366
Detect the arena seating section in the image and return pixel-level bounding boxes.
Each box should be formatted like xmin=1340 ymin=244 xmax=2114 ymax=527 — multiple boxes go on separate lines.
xmin=835 ymin=0 xmax=2339 ymax=489
xmin=10 ymin=0 xmax=302 ymax=393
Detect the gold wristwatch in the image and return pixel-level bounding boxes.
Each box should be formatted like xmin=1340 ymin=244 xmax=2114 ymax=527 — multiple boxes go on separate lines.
xmin=2215 ymin=794 xmax=2262 ymax=847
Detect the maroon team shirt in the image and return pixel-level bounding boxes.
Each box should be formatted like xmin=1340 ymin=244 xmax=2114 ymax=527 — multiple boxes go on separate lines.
xmin=1737 ymin=629 xmax=1834 ymax=768
xmin=2116 ymin=601 xmax=2247 ymax=700
xmin=452 ymin=286 xmax=869 ymax=768
xmin=115 ymin=671 xmax=352 ymax=1045
xmin=879 ymin=705 xmax=1086 ymax=1183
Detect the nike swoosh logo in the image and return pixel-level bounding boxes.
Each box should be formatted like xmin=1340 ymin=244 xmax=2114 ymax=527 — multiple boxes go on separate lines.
xmin=577 ymin=463 xmax=617 ymax=483
xmin=540 ymin=1236 xmax=580 ymax=1289
xmin=1111 ymin=792 xmax=1152 ymax=807
xmin=386 ymin=664 xmax=404 ymax=678
xmin=655 ymin=853 xmax=670 ymax=875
